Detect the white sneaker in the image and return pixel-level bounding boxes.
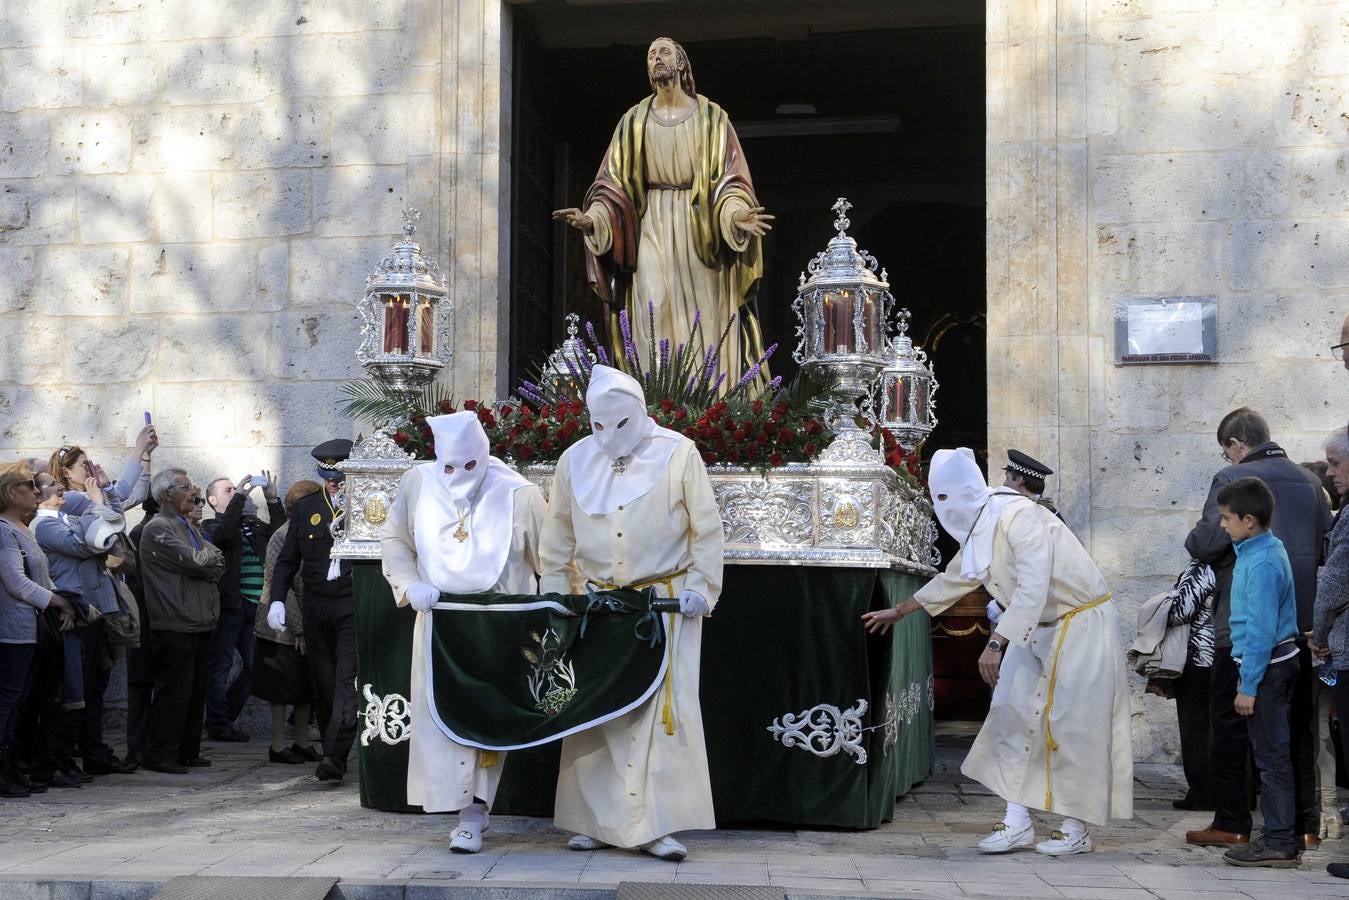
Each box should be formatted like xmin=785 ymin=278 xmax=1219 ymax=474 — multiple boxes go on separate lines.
xmin=567 ymin=833 xmax=610 ymax=851
xmin=1035 ymin=830 xmax=1093 ymax=856
xmin=977 ymin=821 xmax=1036 ymax=853
xmin=449 ymin=820 xmax=482 ymax=854
xmin=640 ymin=835 xmax=688 ymax=861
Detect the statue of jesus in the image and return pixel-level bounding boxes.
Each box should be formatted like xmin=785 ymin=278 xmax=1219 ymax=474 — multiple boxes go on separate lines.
xmin=553 ymin=37 xmax=774 ymax=387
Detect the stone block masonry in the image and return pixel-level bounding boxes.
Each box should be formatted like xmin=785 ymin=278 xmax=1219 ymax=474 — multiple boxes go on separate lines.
xmin=0 ymin=0 xmax=511 ymax=513
xmin=988 ymin=0 xmax=1349 ymax=760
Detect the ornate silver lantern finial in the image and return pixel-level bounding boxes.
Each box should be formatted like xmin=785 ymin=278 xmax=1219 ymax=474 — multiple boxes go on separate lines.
xmin=792 ymin=198 xmax=894 ymax=464
xmin=832 ymin=197 xmax=852 ymax=237
xmin=355 ymin=209 xmax=454 ymax=401
xmin=402 ymin=206 xmax=421 ymax=237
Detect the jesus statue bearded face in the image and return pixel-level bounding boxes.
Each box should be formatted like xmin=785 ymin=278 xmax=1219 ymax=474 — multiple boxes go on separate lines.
xmin=646 ymin=38 xmax=692 ymax=96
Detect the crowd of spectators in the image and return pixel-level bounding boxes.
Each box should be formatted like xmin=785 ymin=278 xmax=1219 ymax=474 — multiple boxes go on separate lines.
xmin=0 ymin=427 xmax=318 ymax=796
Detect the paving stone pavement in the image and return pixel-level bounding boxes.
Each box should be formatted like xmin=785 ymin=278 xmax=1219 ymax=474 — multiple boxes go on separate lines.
xmin=0 ymin=742 xmax=1345 ymax=899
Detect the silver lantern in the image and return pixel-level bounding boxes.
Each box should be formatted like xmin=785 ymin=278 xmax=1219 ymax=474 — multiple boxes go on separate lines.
xmin=355 ymin=208 xmax=454 ymax=399
xmin=541 ymin=312 xmax=596 ymax=401
xmin=874 ymin=309 xmax=938 ymax=450
xmin=792 ymin=198 xmax=894 ymax=463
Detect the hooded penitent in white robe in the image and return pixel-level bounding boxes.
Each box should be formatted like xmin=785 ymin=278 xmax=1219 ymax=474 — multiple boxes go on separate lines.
xmin=914 ymin=449 xmax=1133 ymax=826
xmin=539 ymin=366 xmax=725 ymax=847
xmin=381 ymin=412 xmax=546 ymax=813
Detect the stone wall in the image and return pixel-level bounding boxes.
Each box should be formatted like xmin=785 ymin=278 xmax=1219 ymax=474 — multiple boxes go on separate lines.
xmin=988 ymin=0 xmax=1349 ymax=759
xmin=0 ymin=0 xmax=511 ymax=486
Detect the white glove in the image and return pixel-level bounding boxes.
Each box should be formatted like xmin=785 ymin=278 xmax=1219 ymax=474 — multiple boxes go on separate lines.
xmin=678 ymin=589 xmax=709 ymax=618
xmin=266 ymin=601 xmax=286 ymax=631
xmin=407 ymin=582 xmax=440 ymax=613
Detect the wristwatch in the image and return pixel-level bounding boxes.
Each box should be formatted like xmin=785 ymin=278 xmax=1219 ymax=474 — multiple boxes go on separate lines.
xmin=986 ymin=637 xmax=1005 ymax=653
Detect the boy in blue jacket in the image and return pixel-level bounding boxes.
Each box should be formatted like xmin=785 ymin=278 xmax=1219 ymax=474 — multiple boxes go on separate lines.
xmin=1218 ymin=476 xmax=1301 ymax=868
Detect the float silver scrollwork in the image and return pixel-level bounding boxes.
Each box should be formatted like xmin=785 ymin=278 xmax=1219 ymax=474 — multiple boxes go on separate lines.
xmin=766 ymin=698 xmax=869 ymax=766
xmin=359 ymin=683 xmax=412 ymax=748
xmin=882 ymin=689 xmax=899 ymax=751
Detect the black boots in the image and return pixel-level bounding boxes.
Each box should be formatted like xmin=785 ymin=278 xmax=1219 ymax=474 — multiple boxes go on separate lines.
xmin=0 ymin=742 xmax=30 ymax=799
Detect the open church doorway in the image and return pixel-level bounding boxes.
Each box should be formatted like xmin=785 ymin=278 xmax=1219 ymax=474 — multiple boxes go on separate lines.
xmin=506 ymin=0 xmax=989 ymax=724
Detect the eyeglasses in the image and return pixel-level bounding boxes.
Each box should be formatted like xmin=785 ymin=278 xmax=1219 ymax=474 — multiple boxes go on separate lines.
xmin=16 ymin=480 xmax=35 ymax=491
xmin=192 ymin=498 xmax=205 ymax=507
xmin=1331 ymin=342 xmax=1349 ymax=360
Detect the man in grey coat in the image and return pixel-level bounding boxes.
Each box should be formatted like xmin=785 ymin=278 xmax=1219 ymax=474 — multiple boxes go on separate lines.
xmin=1184 ymin=407 xmax=1331 ymax=851
xmin=139 ymin=468 xmax=225 ymax=774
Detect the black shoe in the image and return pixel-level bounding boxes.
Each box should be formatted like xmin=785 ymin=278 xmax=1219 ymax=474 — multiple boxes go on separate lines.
xmin=314 ymin=757 xmax=344 ymax=782
xmin=41 ymin=769 xmax=85 ymax=787
xmin=61 ymin=765 xmax=92 ymax=784
xmin=83 ymin=754 xmax=138 ymax=775
xmin=3 ymin=755 xmax=39 ymax=792
xmin=16 ymin=768 xmax=46 ymax=794
xmin=142 ymin=758 xmax=188 ymax=775
xmin=0 ymin=775 xmax=29 ymax=798
xmin=178 ymin=757 xmax=212 ymax=768
xmin=1223 ymin=842 xmax=1299 ymax=868
xmin=206 ymin=727 xmax=250 ymax=743
xmin=123 ymin=751 xmax=144 ymax=769
xmin=269 ymin=746 xmax=305 ymax=764
xmin=1328 ymin=863 xmax=1349 ymax=879
xmin=291 ymin=743 xmax=322 ymax=763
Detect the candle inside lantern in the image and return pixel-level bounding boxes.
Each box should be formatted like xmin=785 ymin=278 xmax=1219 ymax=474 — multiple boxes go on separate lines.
xmin=383 ymin=295 xmax=410 ymax=353
xmin=822 ymin=289 xmax=855 ymax=354
xmin=417 ymin=300 xmax=433 ymax=354
xmin=888 ymin=375 xmax=912 ymax=422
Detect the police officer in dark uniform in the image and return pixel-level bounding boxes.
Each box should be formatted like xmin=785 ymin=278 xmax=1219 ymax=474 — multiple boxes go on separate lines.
xmin=266 ymin=439 xmax=357 ymax=782
xmin=1002 ymin=449 xmax=1063 ymax=521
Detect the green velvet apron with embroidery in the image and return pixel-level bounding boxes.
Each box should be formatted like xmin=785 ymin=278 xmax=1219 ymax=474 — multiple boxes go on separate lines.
xmin=425 ymin=587 xmax=669 ymax=751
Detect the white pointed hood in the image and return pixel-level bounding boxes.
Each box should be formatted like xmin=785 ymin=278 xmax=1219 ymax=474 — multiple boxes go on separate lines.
xmin=929 ymin=447 xmax=1027 ymax=581
xmin=568 ymin=365 xmax=679 ymax=516
xmin=414 ymin=411 xmax=530 ymax=593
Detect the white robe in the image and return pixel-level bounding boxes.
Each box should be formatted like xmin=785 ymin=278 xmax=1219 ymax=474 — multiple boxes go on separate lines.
xmin=539 ymin=435 xmax=724 ymax=847
xmin=915 ymin=498 xmax=1134 ymax=826
xmin=381 ymin=464 xmax=546 ymax=813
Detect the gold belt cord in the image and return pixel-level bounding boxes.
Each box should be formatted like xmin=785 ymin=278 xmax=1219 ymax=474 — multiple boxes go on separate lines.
xmin=1042 ymin=592 xmax=1112 ymax=809
xmin=593 ymin=567 xmax=690 ymax=737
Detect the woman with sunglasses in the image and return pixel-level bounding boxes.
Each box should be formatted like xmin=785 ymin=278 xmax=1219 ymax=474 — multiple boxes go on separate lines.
xmin=0 ymin=468 xmax=77 ymax=798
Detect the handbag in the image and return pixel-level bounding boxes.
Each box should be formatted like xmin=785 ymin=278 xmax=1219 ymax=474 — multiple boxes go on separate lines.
xmin=103 ymin=532 xmax=137 ymax=576
xmin=102 ymin=577 xmax=141 ymax=649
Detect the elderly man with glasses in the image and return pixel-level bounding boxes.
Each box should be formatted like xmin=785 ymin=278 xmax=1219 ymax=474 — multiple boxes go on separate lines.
xmin=138 ymin=468 xmax=225 ymax=774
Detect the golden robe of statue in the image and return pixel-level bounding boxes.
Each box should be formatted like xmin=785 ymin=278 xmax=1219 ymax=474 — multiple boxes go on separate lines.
xmin=555 ymin=38 xmax=773 ymax=387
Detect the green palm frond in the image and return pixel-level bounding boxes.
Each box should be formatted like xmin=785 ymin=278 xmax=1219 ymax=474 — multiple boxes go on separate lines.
xmin=339 ymin=379 xmax=456 ymax=425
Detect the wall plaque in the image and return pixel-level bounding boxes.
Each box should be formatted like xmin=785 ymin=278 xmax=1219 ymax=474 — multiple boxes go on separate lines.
xmin=1113 ymin=296 xmax=1216 ymax=365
